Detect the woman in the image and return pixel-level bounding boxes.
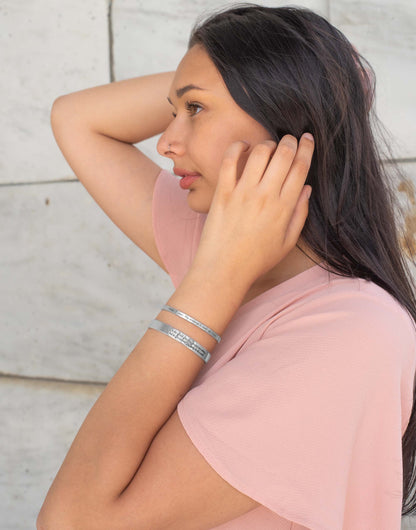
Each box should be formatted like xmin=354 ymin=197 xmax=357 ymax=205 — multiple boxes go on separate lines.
xmin=37 ymin=4 xmax=416 ymax=529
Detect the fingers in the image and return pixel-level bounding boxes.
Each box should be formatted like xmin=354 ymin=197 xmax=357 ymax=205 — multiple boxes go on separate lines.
xmin=256 ymin=136 xmax=298 ymax=191
xmin=235 ymin=140 xmax=277 ymax=188
xmin=217 ymin=133 xmax=314 ymax=210
xmin=215 ymin=141 xmax=250 ymax=198
xmin=277 ymin=133 xmax=314 ymax=202
xmin=236 ymin=133 xmax=314 ymax=198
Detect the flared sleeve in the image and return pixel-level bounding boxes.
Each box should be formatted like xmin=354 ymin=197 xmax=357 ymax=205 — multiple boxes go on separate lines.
xmin=176 ymin=288 xmax=416 ymax=529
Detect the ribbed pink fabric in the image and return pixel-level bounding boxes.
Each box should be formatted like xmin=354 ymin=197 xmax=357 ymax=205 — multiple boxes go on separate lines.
xmin=152 ymin=168 xmax=416 ymax=530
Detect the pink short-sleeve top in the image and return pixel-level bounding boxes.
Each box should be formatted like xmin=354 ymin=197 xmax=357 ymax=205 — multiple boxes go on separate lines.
xmin=152 ymin=168 xmax=416 ymax=530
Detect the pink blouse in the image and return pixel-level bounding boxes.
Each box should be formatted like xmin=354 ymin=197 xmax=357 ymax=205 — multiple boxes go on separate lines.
xmin=152 ymin=168 xmax=416 ymax=529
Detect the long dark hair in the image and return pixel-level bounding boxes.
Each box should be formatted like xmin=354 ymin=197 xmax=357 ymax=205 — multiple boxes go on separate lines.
xmin=188 ymin=3 xmax=416 ymax=516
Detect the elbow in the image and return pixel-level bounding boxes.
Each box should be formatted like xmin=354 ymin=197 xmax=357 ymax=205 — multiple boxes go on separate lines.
xmin=36 ymin=498 xmax=116 ymax=530
xmin=50 ymin=96 xmax=69 ymax=133
xmin=36 ymin=513 xmax=43 ymax=530
xmin=36 ymin=499 xmax=51 ymax=530
xmin=36 ymin=497 xmax=81 ymax=530
xmin=36 ymin=503 xmax=70 ymax=530
xmin=36 ymin=507 xmax=54 ymax=530
xmin=50 ymin=93 xmax=83 ymax=135
xmin=36 ymin=511 xmax=81 ymax=530
xmin=36 ymin=512 xmax=50 ymax=530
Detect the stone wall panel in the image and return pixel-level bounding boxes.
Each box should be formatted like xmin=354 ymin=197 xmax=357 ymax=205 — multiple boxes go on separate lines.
xmin=0 ymin=180 xmax=173 ymax=382
xmin=330 ymin=0 xmax=416 ymax=159
xmin=1 ymin=0 xmax=109 ymax=184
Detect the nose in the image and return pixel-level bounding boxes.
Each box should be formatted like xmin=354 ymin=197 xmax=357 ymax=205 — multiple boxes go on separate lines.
xmin=157 ymin=122 xmax=186 ymax=159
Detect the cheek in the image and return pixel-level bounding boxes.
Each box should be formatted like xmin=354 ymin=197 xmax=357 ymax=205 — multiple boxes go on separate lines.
xmin=190 ymin=117 xmax=270 ymax=185
xmin=205 ymin=127 xmax=251 ymax=181
xmin=191 ymin=135 xmax=226 ymax=184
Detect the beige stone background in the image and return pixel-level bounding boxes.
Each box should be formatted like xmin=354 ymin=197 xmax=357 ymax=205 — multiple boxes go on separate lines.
xmin=1 ymin=0 xmax=415 ymax=528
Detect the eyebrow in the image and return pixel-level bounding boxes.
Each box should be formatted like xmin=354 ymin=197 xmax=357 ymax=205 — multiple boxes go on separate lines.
xmin=167 ymin=84 xmax=206 ymax=104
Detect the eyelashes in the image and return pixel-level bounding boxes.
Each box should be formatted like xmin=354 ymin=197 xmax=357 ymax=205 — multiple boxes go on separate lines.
xmin=171 ymin=101 xmax=203 ymax=118
xmin=185 ymin=101 xmax=202 ymax=116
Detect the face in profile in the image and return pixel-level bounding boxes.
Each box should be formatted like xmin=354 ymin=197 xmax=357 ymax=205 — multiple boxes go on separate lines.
xmin=157 ymin=44 xmax=273 ymax=213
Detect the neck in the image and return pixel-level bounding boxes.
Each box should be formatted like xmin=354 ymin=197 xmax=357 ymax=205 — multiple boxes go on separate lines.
xmin=241 ymin=241 xmax=321 ymax=306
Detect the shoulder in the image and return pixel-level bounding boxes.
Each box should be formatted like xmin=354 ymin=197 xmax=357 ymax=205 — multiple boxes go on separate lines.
xmin=262 ymin=274 xmax=416 ymax=366
xmin=326 ymin=276 xmax=415 ymax=335
xmin=311 ymin=274 xmax=412 ymax=329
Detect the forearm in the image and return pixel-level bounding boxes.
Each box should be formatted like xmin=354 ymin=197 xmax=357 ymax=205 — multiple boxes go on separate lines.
xmin=48 ymin=71 xmax=175 ymax=252
xmin=38 ymin=265 xmax=250 ymax=528
xmin=52 ymin=71 xmax=175 ymax=144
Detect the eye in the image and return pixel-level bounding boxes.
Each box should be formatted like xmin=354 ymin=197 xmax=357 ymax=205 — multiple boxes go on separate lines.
xmin=171 ymin=101 xmax=203 ymax=119
xmin=185 ymin=101 xmax=203 ymax=116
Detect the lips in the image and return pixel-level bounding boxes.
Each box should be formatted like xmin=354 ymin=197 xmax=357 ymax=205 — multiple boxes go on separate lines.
xmin=179 ymin=175 xmax=201 ymax=190
xmin=173 ymin=167 xmax=201 ymax=178
xmin=173 ymin=167 xmax=202 ymax=190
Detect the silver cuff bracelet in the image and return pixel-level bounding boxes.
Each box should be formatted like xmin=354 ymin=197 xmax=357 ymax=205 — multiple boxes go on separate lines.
xmin=148 ymin=319 xmax=211 ymax=363
xmin=162 ymin=305 xmax=221 ymax=343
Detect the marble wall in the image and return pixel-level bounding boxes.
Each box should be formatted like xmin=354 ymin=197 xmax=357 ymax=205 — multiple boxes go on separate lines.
xmin=1 ymin=0 xmax=415 ymax=528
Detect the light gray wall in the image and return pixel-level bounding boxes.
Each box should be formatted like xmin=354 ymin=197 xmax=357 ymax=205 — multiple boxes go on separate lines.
xmin=1 ymin=1 xmax=415 ymax=528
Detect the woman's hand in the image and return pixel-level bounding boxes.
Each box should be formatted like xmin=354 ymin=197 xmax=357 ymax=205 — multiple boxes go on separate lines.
xmin=191 ymin=133 xmax=314 ymax=288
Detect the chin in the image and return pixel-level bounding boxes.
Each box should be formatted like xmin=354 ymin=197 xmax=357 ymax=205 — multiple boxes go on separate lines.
xmin=186 ymin=191 xmax=211 ymax=214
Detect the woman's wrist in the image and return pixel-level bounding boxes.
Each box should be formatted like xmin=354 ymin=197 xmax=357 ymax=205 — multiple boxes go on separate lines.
xmin=166 ymin=263 xmax=251 ymax=340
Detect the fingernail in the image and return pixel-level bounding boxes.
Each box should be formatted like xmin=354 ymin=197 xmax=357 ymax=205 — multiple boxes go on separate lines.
xmin=306 ymin=186 xmax=312 ymax=199
xmin=303 ymin=132 xmax=314 ymax=141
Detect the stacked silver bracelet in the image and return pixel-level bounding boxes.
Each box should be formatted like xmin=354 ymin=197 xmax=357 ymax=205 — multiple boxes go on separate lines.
xmin=162 ymin=305 xmax=221 ymax=343
xmin=148 ymin=305 xmax=221 ymax=364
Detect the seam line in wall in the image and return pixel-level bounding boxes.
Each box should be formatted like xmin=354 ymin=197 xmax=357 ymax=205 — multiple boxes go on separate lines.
xmin=0 ymin=372 xmax=107 ymax=387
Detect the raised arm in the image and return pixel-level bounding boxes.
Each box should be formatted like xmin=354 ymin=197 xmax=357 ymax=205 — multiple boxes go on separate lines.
xmin=50 ymin=72 xmax=175 ymax=270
